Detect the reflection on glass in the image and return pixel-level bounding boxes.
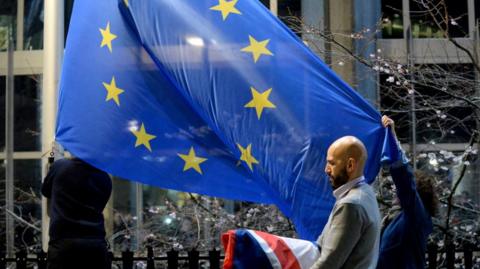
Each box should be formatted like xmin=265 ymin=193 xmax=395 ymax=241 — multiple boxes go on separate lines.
xmin=13 ymin=159 xmax=42 ymax=251
xmin=278 ymin=0 xmax=301 ymax=37
xmin=0 ymin=161 xmax=5 ymax=253
xmin=259 ymin=0 xmax=270 ymax=9
xmin=379 ymin=72 xmax=410 ymax=142
xmin=0 ymin=76 xmax=5 ymax=151
xmin=144 ymin=185 xmax=169 ymax=209
xmin=380 ymin=64 xmax=475 ymax=144
xmin=411 ymin=20 xmax=445 ymax=38
xmin=381 ymin=0 xmax=403 ymax=38
xmin=475 ymin=1 xmax=480 ymax=32
xmin=14 ymin=75 xmax=42 ymax=152
xmin=454 ymin=158 xmax=480 ymax=206
xmin=410 ymin=0 xmax=468 ymax=38
xmin=112 ymin=177 xmax=141 ymax=251
xmin=417 ymin=152 xmax=480 ymax=205
xmin=111 ymin=177 xmax=246 ymax=253
xmin=24 ymin=0 xmax=44 ymax=50
xmin=65 ymin=0 xmax=75 ymax=43
xmin=413 ymin=64 xmax=474 ymax=144
xmin=0 ymin=0 xmax=16 ymax=51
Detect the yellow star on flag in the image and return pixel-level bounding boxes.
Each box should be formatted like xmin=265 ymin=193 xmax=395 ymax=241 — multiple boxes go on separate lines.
xmin=178 ymin=147 xmax=208 ymax=174
xmin=240 ymin=35 xmax=273 ymax=63
xmin=102 ymin=76 xmax=124 ymax=106
xmin=131 ymin=123 xmax=156 ymax=152
xmin=245 ymin=87 xmax=276 ymax=119
xmin=237 ymin=143 xmax=259 ymax=171
xmin=210 ymin=0 xmax=242 ymax=21
xmin=124 ymin=0 xmax=129 ymax=7
xmin=99 ymin=22 xmax=117 ymax=53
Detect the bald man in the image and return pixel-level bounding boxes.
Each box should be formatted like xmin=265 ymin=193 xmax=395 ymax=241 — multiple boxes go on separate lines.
xmin=311 ymin=136 xmax=381 ymax=269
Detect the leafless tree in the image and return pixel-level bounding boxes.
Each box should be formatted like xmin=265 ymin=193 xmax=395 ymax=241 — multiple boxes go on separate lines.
xmin=283 ymin=0 xmax=480 ymax=259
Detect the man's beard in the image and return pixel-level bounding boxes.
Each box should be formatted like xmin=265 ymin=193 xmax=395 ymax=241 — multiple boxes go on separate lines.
xmin=331 ymin=167 xmax=349 ymax=190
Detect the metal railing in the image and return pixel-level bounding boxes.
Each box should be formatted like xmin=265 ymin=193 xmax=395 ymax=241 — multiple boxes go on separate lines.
xmin=0 ymin=243 xmax=479 ymax=269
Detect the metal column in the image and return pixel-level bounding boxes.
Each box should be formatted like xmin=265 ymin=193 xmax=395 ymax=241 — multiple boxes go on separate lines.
xmin=406 ymin=26 xmax=417 ymax=170
xmin=16 ymin=0 xmax=24 ymax=51
xmin=5 ymin=26 xmax=15 ymax=259
xmin=41 ymin=0 xmax=64 ymax=251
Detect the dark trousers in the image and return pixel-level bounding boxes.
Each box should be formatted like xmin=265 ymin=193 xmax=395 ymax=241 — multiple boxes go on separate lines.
xmin=47 ymin=238 xmax=110 ymax=269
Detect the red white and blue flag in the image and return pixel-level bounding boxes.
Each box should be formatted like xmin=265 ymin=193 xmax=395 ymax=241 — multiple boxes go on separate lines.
xmin=222 ymin=229 xmax=320 ymax=269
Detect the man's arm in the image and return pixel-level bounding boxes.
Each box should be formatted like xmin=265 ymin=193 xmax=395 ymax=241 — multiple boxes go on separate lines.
xmin=390 ymin=161 xmax=418 ymax=214
xmin=311 ymin=203 xmax=364 ymax=269
xmin=382 ymin=115 xmax=417 ymax=213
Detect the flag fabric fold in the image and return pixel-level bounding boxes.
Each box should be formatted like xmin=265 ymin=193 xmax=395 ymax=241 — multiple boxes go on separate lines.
xmin=222 ymin=229 xmax=320 ymax=269
xmin=56 ymin=0 xmax=395 ymax=240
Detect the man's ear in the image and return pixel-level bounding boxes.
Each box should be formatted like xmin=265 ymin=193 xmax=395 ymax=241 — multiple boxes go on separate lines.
xmin=346 ymin=158 xmax=356 ymax=173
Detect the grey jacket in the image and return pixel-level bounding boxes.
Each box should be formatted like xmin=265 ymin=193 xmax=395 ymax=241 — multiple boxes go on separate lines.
xmin=311 ymin=183 xmax=381 ymax=269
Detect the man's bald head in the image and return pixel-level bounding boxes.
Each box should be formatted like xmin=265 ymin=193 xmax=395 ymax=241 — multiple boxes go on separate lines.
xmin=325 ymin=136 xmax=368 ymax=189
xmin=330 ymin=136 xmax=368 ymax=171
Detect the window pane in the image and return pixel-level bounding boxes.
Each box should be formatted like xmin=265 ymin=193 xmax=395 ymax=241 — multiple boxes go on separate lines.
xmin=476 ymin=1 xmax=480 ymax=31
xmin=23 ymin=0 xmax=44 ymax=50
xmin=143 ymin=185 xmax=169 ymax=210
xmin=379 ymin=72 xmax=411 ymax=142
xmin=416 ymin=152 xmax=480 ymax=214
xmin=13 ymin=159 xmax=42 ymax=251
xmin=381 ymin=0 xmax=403 ymax=38
xmin=278 ymin=0 xmax=301 ymax=17
xmin=14 ymin=75 xmax=41 ymax=151
xmin=0 ymin=0 xmax=16 ymax=51
xmin=455 ymin=158 xmax=480 ymax=206
xmin=410 ymin=0 xmax=468 ymax=38
xmin=0 ymin=161 xmax=5 ymax=253
xmin=278 ymin=0 xmax=301 ymax=36
xmin=65 ymin=0 xmax=75 ymax=43
xmin=0 ymin=76 xmax=5 ymax=151
xmin=413 ymin=64 xmax=475 ymax=143
xmin=259 ymin=0 xmax=269 ymax=9
xmin=380 ymin=64 xmax=476 ymax=144
xmin=112 ymin=177 xmax=140 ymax=251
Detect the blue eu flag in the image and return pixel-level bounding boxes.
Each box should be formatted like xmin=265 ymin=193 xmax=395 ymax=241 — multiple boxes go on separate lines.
xmin=56 ymin=0 xmax=395 ymax=240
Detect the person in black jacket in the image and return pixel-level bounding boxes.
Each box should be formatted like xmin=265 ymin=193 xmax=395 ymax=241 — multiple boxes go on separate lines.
xmin=42 ymin=157 xmax=112 ymax=269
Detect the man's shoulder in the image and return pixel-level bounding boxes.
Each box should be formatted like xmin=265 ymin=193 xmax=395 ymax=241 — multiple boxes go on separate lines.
xmin=327 ymin=203 xmax=365 ymax=226
xmin=334 ymin=201 xmax=364 ymax=212
xmin=48 ymin=158 xmax=73 ymax=173
xmin=53 ymin=158 xmax=95 ymax=170
xmin=50 ymin=158 xmax=94 ymax=177
xmin=53 ymin=158 xmax=75 ymax=167
xmin=339 ymin=185 xmax=380 ymax=221
xmin=340 ymin=184 xmax=375 ymax=204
